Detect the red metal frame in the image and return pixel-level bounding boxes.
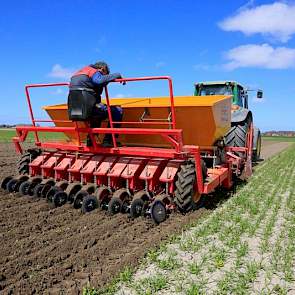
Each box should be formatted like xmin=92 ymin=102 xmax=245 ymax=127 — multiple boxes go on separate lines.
xmin=12 ymin=76 xmax=253 ymax=201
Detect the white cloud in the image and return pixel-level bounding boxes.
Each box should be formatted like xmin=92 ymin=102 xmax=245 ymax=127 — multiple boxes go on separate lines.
xmin=219 ymin=2 xmax=295 ymax=42
xmin=48 ymin=64 xmax=75 ymax=80
xmin=224 ymin=43 xmax=295 ymax=70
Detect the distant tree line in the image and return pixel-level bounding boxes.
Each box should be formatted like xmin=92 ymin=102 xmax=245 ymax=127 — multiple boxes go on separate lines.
xmin=0 ymin=124 xmax=38 ymax=128
xmin=262 ymin=131 xmax=295 ymax=137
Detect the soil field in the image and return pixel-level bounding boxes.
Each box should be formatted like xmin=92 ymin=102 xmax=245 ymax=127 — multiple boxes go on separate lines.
xmin=0 ymin=140 xmax=291 ymax=294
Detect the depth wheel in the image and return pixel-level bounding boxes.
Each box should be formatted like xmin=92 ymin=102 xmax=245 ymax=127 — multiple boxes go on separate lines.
xmin=174 ymin=162 xmax=199 ymax=213
xmin=130 ymin=190 xmax=149 ymax=218
xmin=150 ymin=200 xmax=167 ymax=224
xmin=33 ymin=183 xmax=44 ymax=198
xmin=130 ymin=198 xmax=145 ymax=218
xmin=27 ymin=181 xmax=41 ymax=196
xmin=73 ymin=190 xmax=88 ymax=209
xmin=19 ymin=181 xmax=31 ymax=195
xmin=1 ymin=176 xmax=13 ymax=190
xmin=52 ymin=191 xmax=68 ymax=207
xmin=112 ymin=188 xmax=131 ymax=213
xmin=81 ymin=195 xmax=98 ymax=213
xmin=46 ymin=186 xmax=61 ymax=203
xmin=96 ymin=186 xmax=112 ymax=210
xmin=67 ymin=184 xmax=82 ymax=204
xmin=6 ymin=179 xmax=18 ymax=193
xmin=108 ymin=197 xmax=123 ymax=215
xmin=41 ymin=183 xmax=55 ymax=198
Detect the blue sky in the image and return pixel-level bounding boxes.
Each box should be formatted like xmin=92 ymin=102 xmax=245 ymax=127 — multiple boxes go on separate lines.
xmin=0 ymin=0 xmax=294 ymax=131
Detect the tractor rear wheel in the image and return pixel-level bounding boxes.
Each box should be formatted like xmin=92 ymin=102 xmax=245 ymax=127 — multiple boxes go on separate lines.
xmin=252 ymin=128 xmax=261 ymax=162
xmin=174 ymin=162 xmax=199 ymax=213
xmin=17 ymin=149 xmax=41 ymax=175
xmin=224 ymin=119 xmax=250 ymax=157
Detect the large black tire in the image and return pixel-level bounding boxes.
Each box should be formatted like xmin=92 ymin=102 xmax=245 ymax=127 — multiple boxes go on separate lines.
xmin=224 ymin=119 xmax=251 ymax=158
xmin=174 ymin=162 xmax=198 ymax=213
xmin=17 ymin=149 xmax=41 ymax=175
xmin=252 ymin=128 xmax=261 ymax=162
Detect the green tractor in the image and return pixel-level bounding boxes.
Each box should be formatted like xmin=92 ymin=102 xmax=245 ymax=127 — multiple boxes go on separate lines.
xmin=194 ymin=81 xmax=262 ymax=161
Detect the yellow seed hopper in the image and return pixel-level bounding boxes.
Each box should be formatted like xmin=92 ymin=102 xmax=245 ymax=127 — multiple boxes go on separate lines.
xmin=43 ymin=95 xmax=231 ymax=148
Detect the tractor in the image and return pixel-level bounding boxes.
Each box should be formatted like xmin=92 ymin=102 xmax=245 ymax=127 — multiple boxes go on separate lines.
xmin=195 ymin=81 xmax=262 ymax=161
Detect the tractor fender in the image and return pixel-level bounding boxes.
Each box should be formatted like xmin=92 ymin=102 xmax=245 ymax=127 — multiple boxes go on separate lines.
xmin=231 ymin=108 xmax=252 ymax=124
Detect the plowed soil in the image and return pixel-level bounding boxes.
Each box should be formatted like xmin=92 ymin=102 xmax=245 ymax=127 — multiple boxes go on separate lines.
xmin=0 ymin=140 xmax=291 ymax=294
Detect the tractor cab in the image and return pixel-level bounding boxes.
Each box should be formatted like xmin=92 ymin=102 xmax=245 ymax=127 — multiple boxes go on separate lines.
xmin=194 ymin=81 xmax=248 ymax=108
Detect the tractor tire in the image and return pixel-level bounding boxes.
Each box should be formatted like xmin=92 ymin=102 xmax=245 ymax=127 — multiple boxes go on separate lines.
xmin=17 ymin=149 xmax=41 ymax=175
xmin=252 ymin=128 xmax=261 ymax=162
xmin=224 ymin=119 xmax=250 ymax=157
xmin=174 ymin=162 xmax=197 ymax=213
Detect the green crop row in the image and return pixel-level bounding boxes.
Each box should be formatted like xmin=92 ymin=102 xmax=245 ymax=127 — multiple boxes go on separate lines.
xmin=0 ymin=129 xmax=66 ymax=142
xmin=86 ymin=145 xmax=295 ymax=294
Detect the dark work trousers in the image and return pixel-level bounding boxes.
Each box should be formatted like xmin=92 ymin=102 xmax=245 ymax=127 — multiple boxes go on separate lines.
xmin=68 ymin=90 xmax=123 ymax=143
xmin=91 ymin=104 xmax=123 ymax=143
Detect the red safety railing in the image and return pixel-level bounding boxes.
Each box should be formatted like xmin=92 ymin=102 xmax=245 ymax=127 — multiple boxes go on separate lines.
xmin=20 ymin=76 xmax=182 ymax=153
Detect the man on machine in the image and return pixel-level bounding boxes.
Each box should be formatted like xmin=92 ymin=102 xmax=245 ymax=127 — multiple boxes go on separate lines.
xmin=68 ymin=61 xmax=123 ymax=147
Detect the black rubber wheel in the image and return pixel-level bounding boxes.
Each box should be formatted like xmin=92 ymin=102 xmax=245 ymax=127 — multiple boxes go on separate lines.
xmin=112 ymin=188 xmax=131 ymax=213
xmin=252 ymin=128 xmax=261 ymax=162
xmin=108 ymin=197 xmax=123 ymax=215
xmin=174 ymin=162 xmax=198 ymax=213
xmin=6 ymin=179 xmax=18 ymax=193
xmin=73 ymin=190 xmax=88 ymax=209
xmin=19 ymin=181 xmax=31 ymax=195
xmin=130 ymin=198 xmax=145 ymax=218
xmin=81 ymin=195 xmax=98 ymax=213
xmin=27 ymin=181 xmax=40 ymax=196
xmin=17 ymin=149 xmax=41 ymax=175
xmin=68 ymin=185 xmax=82 ymax=203
xmin=150 ymin=200 xmax=167 ymax=224
xmin=41 ymin=183 xmax=54 ymax=198
xmin=96 ymin=186 xmax=112 ymax=210
xmin=33 ymin=183 xmax=44 ymax=198
xmin=1 ymin=176 xmax=13 ymax=190
xmin=224 ymin=119 xmax=251 ymax=158
xmin=46 ymin=186 xmax=61 ymax=203
xmin=52 ymin=191 xmax=68 ymax=207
